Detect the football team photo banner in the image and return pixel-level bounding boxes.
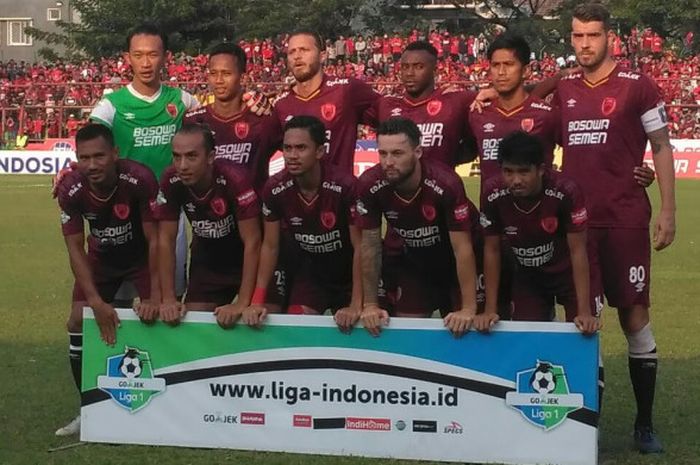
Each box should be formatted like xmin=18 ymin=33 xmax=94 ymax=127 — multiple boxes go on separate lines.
xmin=81 ymin=309 xmax=599 ymax=465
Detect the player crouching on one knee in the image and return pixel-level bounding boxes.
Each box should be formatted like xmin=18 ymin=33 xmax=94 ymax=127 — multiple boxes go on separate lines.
xmin=55 ymin=123 xmax=160 ymax=435
xmin=473 ymin=131 xmax=599 ymax=334
xmin=242 ymin=116 xmax=363 ymax=331
xmin=356 ymin=117 xmax=480 ymax=337
xmin=155 ymin=123 xmax=262 ymax=328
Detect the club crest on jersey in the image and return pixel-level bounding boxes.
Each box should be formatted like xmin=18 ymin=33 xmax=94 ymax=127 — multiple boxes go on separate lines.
xmin=427 ymin=100 xmax=442 ymax=116
xmin=321 ymin=211 xmax=336 ymax=229
xmin=234 ymin=122 xmax=249 ymax=139
xmin=601 ymin=97 xmax=616 ymax=116
xmin=166 ymin=103 xmax=178 ymax=119
xmin=113 ymin=204 xmax=130 ymax=220
xmin=521 ymin=118 xmax=534 ymax=133
xmin=422 ymin=204 xmax=436 ymax=222
xmin=210 ymin=197 xmax=228 ymax=217
xmin=321 ymin=103 xmax=336 ymax=121
xmin=541 ymin=217 xmax=558 ymax=234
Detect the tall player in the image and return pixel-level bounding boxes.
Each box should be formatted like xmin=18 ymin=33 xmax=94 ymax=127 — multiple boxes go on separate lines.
xmin=55 ymin=124 xmax=159 ymax=436
xmin=183 ymin=43 xmax=280 ymax=192
xmin=243 ymin=116 xmax=362 ymax=331
xmin=156 ymin=124 xmax=261 ymax=328
xmin=555 ymin=3 xmax=676 ymax=453
xmin=357 ymin=118 xmax=479 ymax=336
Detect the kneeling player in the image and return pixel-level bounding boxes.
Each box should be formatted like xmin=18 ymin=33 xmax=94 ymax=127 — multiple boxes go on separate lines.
xmin=357 ymin=117 xmax=479 ymax=336
xmin=244 ymin=116 xmax=362 ymax=331
xmin=474 ymin=131 xmax=598 ymax=334
xmin=156 ymin=124 xmax=261 ymax=328
xmin=55 ymin=124 xmax=160 ymax=435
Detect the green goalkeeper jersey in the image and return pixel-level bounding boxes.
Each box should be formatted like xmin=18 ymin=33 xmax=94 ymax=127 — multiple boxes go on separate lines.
xmin=90 ymin=84 xmax=199 ymax=180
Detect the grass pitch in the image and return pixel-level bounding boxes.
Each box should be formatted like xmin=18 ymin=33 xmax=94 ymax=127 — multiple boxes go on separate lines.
xmin=0 ymin=175 xmax=698 ymax=465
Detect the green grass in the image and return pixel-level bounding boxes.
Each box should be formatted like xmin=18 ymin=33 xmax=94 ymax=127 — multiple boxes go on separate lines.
xmin=1 ymin=175 xmax=699 ymax=465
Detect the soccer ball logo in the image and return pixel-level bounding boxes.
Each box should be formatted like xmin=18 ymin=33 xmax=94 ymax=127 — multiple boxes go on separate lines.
xmin=118 ymin=348 xmax=142 ymax=379
xmin=530 ymin=362 xmax=557 ymax=394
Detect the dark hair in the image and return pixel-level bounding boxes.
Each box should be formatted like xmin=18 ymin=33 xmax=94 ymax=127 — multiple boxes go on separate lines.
xmin=289 ymin=30 xmax=324 ymax=52
xmin=403 ymin=41 xmax=438 ymax=60
xmin=176 ymin=123 xmax=215 ymax=154
xmin=209 ymin=42 xmax=247 ymax=73
xmin=76 ymin=123 xmax=115 ymax=147
xmin=487 ymin=33 xmax=531 ymax=65
xmin=376 ymin=117 xmax=421 ymax=148
xmin=572 ymin=3 xmax=611 ymax=30
xmin=284 ymin=115 xmax=327 ymax=147
xmin=126 ymin=23 xmax=168 ymax=52
xmin=498 ymin=131 xmax=544 ymax=166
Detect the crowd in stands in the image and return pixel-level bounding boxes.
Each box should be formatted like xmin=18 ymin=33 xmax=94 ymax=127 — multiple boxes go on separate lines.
xmin=1 ymin=28 xmax=699 ymax=147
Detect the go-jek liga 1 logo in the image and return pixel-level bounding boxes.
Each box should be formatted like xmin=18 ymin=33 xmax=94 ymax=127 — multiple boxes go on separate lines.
xmin=505 ymin=360 xmax=583 ymax=431
xmin=97 ymin=346 xmax=166 ymax=413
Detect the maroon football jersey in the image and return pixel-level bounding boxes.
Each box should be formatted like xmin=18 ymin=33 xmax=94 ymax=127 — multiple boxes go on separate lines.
xmin=57 ymin=159 xmax=157 ymax=268
xmin=356 ymin=159 xmax=476 ymax=276
xmin=183 ymin=106 xmax=280 ymax=192
xmin=481 ymin=170 xmax=588 ymax=274
xmin=469 ymin=95 xmax=558 ymax=193
xmin=156 ymin=160 xmax=261 ymax=272
xmin=272 ymin=75 xmax=380 ymax=175
xmin=262 ymin=162 xmax=357 ymax=284
xmin=366 ymin=89 xmax=476 ymax=168
xmin=556 ymin=65 xmax=666 ymax=228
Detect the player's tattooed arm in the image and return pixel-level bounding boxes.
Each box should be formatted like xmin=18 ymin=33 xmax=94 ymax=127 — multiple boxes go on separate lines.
xmin=648 ymin=126 xmax=676 ymax=251
xmin=157 ymin=220 xmax=183 ymax=326
xmin=136 ymin=220 xmax=160 ymax=324
xmin=444 ymin=231 xmax=478 ymax=338
xmin=473 ymin=234 xmax=501 ymax=332
xmin=567 ymin=230 xmax=598 ymax=335
xmin=360 ymin=228 xmax=389 ymax=337
xmin=64 ymin=233 xmax=119 ymax=345
xmin=242 ymin=219 xmax=280 ymax=328
xmin=335 ymin=224 xmax=364 ymax=333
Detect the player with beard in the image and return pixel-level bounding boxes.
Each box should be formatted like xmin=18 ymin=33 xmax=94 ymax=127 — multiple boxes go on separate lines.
xmin=553 ymin=3 xmax=676 ymax=453
xmin=156 ymin=124 xmax=261 ymax=328
xmin=184 ymin=43 xmax=280 ymax=192
xmin=243 ymin=116 xmax=362 ymax=331
xmin=356 ymin=118 xmax=479 ymax=336
xmin=55 ymin=124 xmax=159 ymax=436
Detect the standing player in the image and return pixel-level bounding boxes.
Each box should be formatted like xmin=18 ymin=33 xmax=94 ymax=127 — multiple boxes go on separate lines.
xmin=156 ymin=124 xmax=261 ymax=327
xmin=475 ymin=131 xmax=598 ymax=333
xmin=357 ymin=118 xmax=479 ymax=336
xmin=243 ymin=116 xmax=362 ymax=330
xmin=555 ymin=3 xmax=676 ymax=452
xmin=55 ymin=124 xmax=159 ymax=436
xmin=184 ymin=43 xmax=280 ymax=192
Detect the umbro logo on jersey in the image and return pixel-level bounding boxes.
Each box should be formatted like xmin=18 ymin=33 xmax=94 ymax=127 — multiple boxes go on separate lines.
xmin=185 ymin=202 xmax=196 ymax=213
xmin=390 ymin=107 xmax=402 ymax=117
xmin=290 ymin=217 xmax=303 ymax=226
xmin=567 ymin=99 xmax=577 ymax=108
xmin=124 ymin=113 xmax=136 ymax=120
xmin=483 ymin=123 xmax=495 ymax=133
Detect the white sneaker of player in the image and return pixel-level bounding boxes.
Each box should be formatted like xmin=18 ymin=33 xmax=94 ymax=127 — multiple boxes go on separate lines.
xmin=55 ymin=415 xmax=81 ymax=436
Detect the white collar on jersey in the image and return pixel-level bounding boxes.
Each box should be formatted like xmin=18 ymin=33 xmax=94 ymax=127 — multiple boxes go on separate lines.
xmin=126 ymin=83 xmax=163 ymax=103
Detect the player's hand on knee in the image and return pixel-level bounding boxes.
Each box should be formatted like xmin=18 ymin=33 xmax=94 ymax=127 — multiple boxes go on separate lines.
xmin=242 ymin=91 xmax=272 ymax=116
xmin=472 ymin=312 xmax=499 ymax=333
xmin=653 ymin=209 xmax=676 ymax=251
xmin=360 ymin=304 xmax=389 ymax=337
xmin=242 ymin=305 xmax=268 ymax=328
xmin=444 ymin=308 xmax=476 ymax=338
xmin=214 ymin=303 xmax=244 ymax=329
xmin=334 ymin=306 xmax=362 ymax=334
xmin=135 ymin=299 xmax=159 ymax=324
xmin=633 ymin=164 xmax=655 ymax=187
xmin=574 ymin=314 xmax=600 ymax=335
xmin=91 ymin=301 xmax=119 ymax=346
xmin=51 ymin=161 xmax=77 ymax=198
xmin=159 ymin=300 xmax=183 ymax=326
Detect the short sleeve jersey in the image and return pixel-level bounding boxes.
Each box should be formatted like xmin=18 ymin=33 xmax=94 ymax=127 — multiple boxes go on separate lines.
xmin=57 ymin=159 xmax=157 ymax=268
xmin=155 ymin=161 xmax=260 ymax=272
xmin=481 ymin=170 xmax=588 ymax=274
xmin=183 ymin=106 xmax=281 ymax=192
xmin=469 ymin=96 xmax=559 ymax=192
xmin=356 ymin=159 xmax=475 ymax=275
xmin=90 ymin=84 xmax=199 ymax=180
xmin=555 ymin=66 xmax=666 ymax=228
xmin=367 ymin=89 xmax=476 ymax=168
xmin=262 ymin=162 xmax=357 ymax=283
xmin=272 ymin=75 xmax=380 ymax=175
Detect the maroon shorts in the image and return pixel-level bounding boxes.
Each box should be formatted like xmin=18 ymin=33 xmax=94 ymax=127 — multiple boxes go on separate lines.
xmin=288 ymin=270 xmax=351 ymax=314
xmin=265 ymin=233 xmax=301 ymax=309
xmin=587 ymin=228 xmax=650 ymax=312
xmin=72 ymin=257 xmax=150 ymax=302
xmin=511 ymin=270 xmax=577 ymax=322
xmin=473 ymin=239 xmax=515 ymax=320
xmin=185 ymin=261 xmax=241 ymax=306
